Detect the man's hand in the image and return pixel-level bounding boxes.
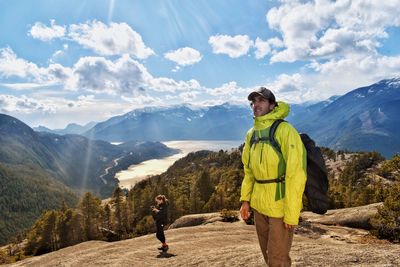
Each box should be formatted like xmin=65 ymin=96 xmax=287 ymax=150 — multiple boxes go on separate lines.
xmin=240 ymin=201 xmax=250 ymax=220
xmin=284 ymin=223 xmax=295 ymax=230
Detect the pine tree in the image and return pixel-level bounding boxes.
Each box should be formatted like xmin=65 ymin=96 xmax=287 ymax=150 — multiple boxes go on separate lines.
xmin=126 ymin=190 xmax=135 ymax=232
xmin=111 ymin=187 xmax=125 ymax=236
xmin=371 ymin=182 xmax=400 ymax=242
xmin=78 ymin=192 xmax=103 ymax=240
xmin=58 ymin=208 xmax=83 ymax=248
xmin=195 ymin=170 xmax=214 ymax=203
xmin=25 ymin=210 xmax=59 ymax=255
xmin=103 ymin=204 xmax=112 ymax=230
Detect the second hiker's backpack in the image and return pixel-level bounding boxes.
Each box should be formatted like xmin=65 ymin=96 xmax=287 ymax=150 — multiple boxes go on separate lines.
xmin=250 ymin=119 xmax=329 ymax=215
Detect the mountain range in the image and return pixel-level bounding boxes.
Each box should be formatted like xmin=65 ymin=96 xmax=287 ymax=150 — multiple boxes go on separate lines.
xmin=83 ymin=103 xmax=253 ymax=142
xmin=0 ymin=114 xmax=176 ymax=195
xmin=43 ymin=77 xmax=396 ymax=158
xmin=295 ymin=78 xmax=400 ymax=157
xmin=34 ymin=121 xmax=97 ymax=135
xmin=0 ymin=114 xmax=176 ymax=245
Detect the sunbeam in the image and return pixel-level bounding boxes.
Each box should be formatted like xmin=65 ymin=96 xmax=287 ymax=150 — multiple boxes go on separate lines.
xmin=80 ymin=130 xmax=95 ymax=195
xmin=108 ymin=0 xmax=115 ymax=23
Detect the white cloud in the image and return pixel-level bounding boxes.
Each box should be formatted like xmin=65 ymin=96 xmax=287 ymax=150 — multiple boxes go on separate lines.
xmin=66 ymin=54 xmax=152 ymax=95
xmin=149 ymin=77 xmax=201 ymax=92
xmin=0 ymin=47 xmax=40 ymax=78
xmin=0 ymin=47 xmax=73 ymax=86
xmin=29 ymin=19 xmax=66 ymax=41
xmin=266 ymin=0 xmax=400 ymax=63
xmin=206 ymin=81 xmax=239 ymax=96
xmin=254 ymin=37 xmax=284 ymax=59
xmin=208 ymin=34 xmax=253 ymax=58
xmin=68 ymin=20 xmax=154 ymax=58
xmin=268 ymin=73 xmax=305 ymax=94
xmin=164 ymin=47 xmax=202 ymax=66
xmin=121 ymin=94 xmax=163 ymax=106
xmin=179 ymin=91 xmax=200 ymax=102
xmin=306 ymin=54 xmax=400 ymax=96
xmin=0 ymin=82 xmax=44 ymax=90
xmin=0 ymin=48 xmax=207 ymax=98
xmin=262 ymin=54 xmax=400 ymax=104
xmin=0 ymin=94 xmax=56 ymax=113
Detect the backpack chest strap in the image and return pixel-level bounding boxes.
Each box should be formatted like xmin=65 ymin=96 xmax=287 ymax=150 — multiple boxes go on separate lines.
xmin=254 ymin=176 xmax=285 ymax=184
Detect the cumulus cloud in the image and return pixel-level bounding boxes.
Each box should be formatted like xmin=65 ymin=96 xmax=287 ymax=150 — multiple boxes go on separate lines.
xmin=164 ymin=47 xmax=202 ymax=66
xmin=208 ymin=34 xmax=253 ymax=58
xmin=121 ymin=94 xmax=163 ymax=106
xmin=206 ymin=81 xmax=239 ymax=96
xmin=254 ymin=37 xmax=284 ymax=59
xmin=0 ymin=94 xmax=56 ymax=113
xmin=66 ymin=54 xmax=152 ymax=95
xmin=0 ymin=47 xmax=206 ymax=97
xmin=179 ymin=91 xmax=200 ymax=102
xmin=29 ymin=19 xmax=66 ymax=41
xmin=0 ymin=47 xmax=72 ymax=86
xmin=68 ymin=20 xmax=154 ymax=58
xmin=268 ymin=73 xmax=305 ymax=93
xmin=149 ymin=77 xmax=201 ymax=92
xmin=0 ymin=82 xmax=44 ymax=90
xmin=266 ymin=0 xmax=400 ymax=63
xmin=0 ymin=47 xmax=40 ymax=78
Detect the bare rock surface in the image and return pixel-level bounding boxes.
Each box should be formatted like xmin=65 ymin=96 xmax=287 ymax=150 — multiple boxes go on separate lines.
xmin=8 ymin=216 xmax=400 ymax=267
xmin=169 ymin=212 xmax=222 ymax=229
xmin=301 ymin=203 xmax=382 ymax=229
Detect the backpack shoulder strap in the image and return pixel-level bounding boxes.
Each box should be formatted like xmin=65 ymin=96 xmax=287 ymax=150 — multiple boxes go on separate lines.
xmin=249 ymin=129 xmax=257 ymax=149
xmin=269 ymin=119 xmax=285 ymax=154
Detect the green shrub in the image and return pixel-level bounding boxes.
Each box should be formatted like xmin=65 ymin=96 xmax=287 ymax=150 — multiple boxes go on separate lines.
xmin=135 ymin=215 xmax=155 ymax=235
xmin=371 ymin=183 xmax=400 ymax=242
xmin=220 ymin=209 xmax=239 ymax=223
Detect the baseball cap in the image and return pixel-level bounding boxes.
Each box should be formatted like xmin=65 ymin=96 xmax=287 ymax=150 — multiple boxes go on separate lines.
xmin=247 ymin=87 xmax=276 ymax=103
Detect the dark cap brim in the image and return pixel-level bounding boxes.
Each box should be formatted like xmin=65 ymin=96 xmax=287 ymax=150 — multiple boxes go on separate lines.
xmin=247 ymin=91 xmax=264 ymax=101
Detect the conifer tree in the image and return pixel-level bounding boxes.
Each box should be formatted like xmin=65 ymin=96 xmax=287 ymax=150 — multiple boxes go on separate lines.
xmin=195 ymin=170 xmax=214 ymax=203
xmin=111 ymin=187 xmax=125 ymax=236
xmin=371 ymin=183 xmax=400 ymax=242
xmin=25 ymin=210 xmax=59 ymax=255
xmin=78 ymin=192 xmax=102 ymax=240
xmin=103 ymin=204 xmax=112 ymax=230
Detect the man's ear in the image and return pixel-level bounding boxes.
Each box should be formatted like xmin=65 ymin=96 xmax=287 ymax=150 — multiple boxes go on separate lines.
xmin=269 ymin=103 xmax=276 ymax=111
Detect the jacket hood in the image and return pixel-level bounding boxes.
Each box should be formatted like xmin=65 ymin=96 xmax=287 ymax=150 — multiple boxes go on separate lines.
xmin=253 ymin=101 xmax=290 ymax=129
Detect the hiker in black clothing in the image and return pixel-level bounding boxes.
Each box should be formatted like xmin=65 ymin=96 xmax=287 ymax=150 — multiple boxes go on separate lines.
xmin=151 ymin=194 xmax=169 ymax=251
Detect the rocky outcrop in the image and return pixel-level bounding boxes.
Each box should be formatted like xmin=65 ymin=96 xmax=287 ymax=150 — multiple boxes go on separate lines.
xmin=301 ymin=203 xmax=382 ymax=229
xmin=8 ymin=204 xmax=400 ymax=267
xmin=168 ymin=212 xmax=222 ymax=229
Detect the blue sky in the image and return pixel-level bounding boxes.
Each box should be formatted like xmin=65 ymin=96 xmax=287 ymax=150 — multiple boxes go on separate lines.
xmin=1 ymin=0 xmax=400 ymax=128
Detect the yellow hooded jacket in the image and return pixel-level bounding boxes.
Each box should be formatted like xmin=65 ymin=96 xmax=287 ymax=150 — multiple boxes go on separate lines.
xmin=240 ymin=101 xmax=307 ymax=225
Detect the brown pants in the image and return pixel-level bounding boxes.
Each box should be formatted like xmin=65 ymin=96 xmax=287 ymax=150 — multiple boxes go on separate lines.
xmin=254 ymin=210 xmax=294 ymax=267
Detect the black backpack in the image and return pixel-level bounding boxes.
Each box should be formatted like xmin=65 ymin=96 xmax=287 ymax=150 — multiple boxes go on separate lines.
xmin=250 ymin=119 xmax=329 ymax=215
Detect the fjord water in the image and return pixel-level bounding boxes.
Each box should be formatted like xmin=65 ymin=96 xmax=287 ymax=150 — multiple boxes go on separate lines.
xmin=116 ymin=140 xmax=242 ymax=189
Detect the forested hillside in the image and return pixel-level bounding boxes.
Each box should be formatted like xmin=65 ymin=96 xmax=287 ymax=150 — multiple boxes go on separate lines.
xmin=10 ymin=146 xmax=399 ymax=262
xmin=0 ymin=114 xmax=177 ymax=246
xmin=0 ymin=163 xmax=78 ymax=246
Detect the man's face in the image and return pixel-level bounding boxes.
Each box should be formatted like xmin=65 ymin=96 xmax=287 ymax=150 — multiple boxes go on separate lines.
xmin=251 ymin=95 xmax=275 ymax=117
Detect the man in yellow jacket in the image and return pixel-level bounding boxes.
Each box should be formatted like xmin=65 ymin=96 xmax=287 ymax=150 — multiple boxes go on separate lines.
xmin=240 ymin=87 xmax=307 ymax=266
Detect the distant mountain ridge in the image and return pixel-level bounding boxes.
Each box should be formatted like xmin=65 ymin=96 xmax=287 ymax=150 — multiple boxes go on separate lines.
xmin=82 ymin=77 xmax=400 ymax=157
xmin=84 ymin=103 xmax=253 ymax=142
xmin=0 ymin=114 xmax=176 ymax=195
xmin=34 ymin=121 xmax=97 ymax=135
xmin=0 ymin=114 xmax=177 ymax=245
xmin=295 ymin=77 xmax=400 ymax=157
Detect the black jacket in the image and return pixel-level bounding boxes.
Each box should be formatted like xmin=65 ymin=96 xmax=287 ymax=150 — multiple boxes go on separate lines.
xmin=152 ymin=203 xmax=168 ymax=225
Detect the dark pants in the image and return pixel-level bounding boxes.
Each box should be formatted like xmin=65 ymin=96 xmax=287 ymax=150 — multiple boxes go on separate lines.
xmin=254 ymin=210 xmax=294 ymax=267
xmin=156 ymin=222 xmax=165 ymax=243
